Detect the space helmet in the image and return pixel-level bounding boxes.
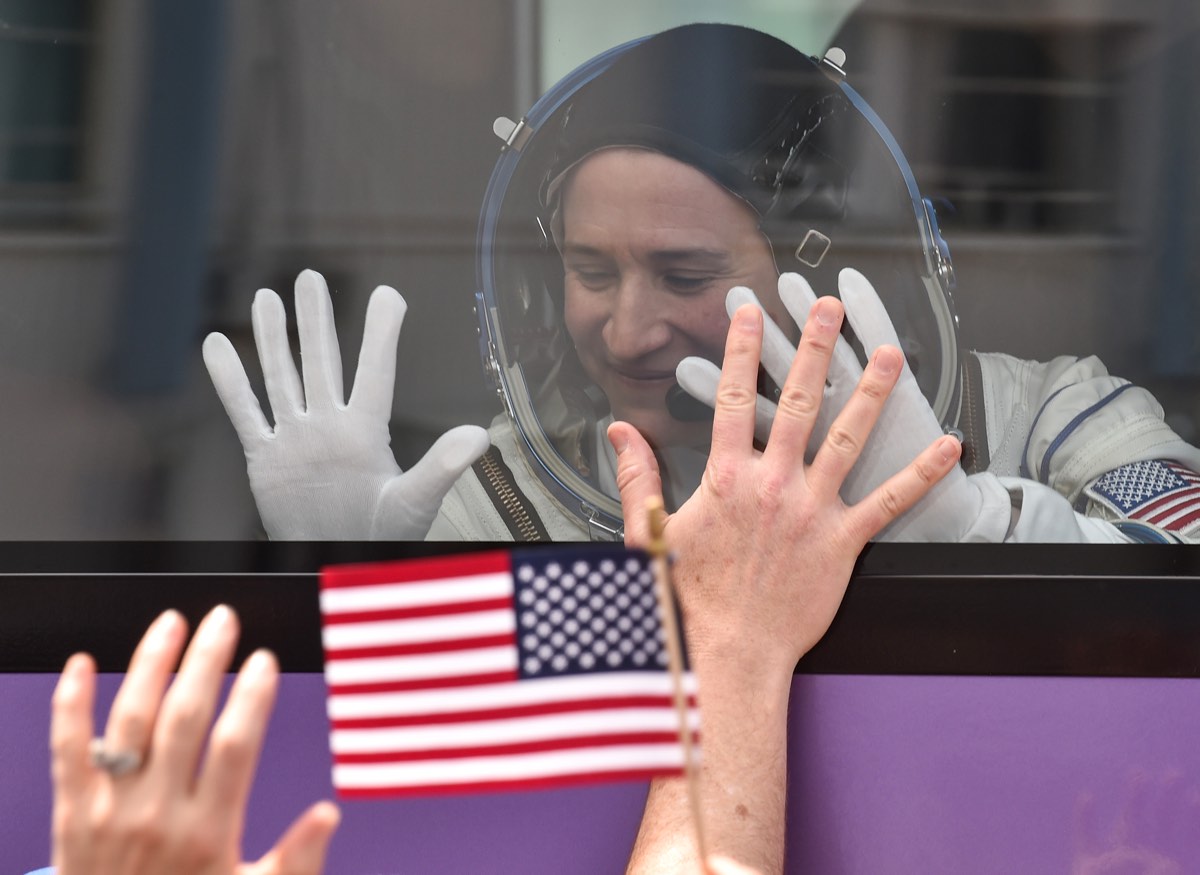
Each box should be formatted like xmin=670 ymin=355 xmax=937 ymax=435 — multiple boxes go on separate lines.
xmin=475 ymin=23 xmax=961 ymax=539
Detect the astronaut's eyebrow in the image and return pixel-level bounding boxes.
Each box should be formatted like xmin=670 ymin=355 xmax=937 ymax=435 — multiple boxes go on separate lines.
xmin=560 ymin=243 xmax=611 ymax=261
xmin=561 ymin=242 xmax=735 ymax=270
xmin=647 ymin=247 xmax=733 ymax=268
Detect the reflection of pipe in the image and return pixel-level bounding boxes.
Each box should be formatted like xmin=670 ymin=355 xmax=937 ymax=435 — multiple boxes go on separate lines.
xmin=110 ymin=0 xmax=228 ymax=394
xmin=1153 ymin=0 xmax=1200 ymax=378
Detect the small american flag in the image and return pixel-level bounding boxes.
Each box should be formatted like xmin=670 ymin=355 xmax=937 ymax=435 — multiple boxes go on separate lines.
xmin=1085 ymin=459 xmax=1200 ymax=536
xmin=319 ymin=547 xmax=699 ymax=799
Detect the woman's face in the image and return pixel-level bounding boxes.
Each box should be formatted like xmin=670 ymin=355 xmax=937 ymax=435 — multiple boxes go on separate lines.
xmin=560 ymin=148 xmax=781 ymax=450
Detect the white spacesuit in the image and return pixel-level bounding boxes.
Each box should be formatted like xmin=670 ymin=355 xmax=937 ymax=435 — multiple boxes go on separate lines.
xmin=203 ymin=24 xmax=1200 ymax=544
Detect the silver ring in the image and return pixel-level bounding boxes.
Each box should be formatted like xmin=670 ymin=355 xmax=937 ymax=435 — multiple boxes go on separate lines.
xmin=88 ymin=738 xmax=143 ymax=778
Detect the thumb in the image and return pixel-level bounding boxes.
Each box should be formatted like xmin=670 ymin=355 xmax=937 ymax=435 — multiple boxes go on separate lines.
xmin=373 ymin=425 xmax=490 ymax=539
xmin=245 ymin=801 xmax=340 ymax=875
xmin=607 ymin=421 xmax=663 ymax=548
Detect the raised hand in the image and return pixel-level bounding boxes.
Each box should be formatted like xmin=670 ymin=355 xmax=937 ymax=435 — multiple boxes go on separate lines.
xmin=203 ymin=270 xmax=488 ymax=539
xmin=615 ymin=298 xmax=960 ymax=874
xmin=675 ymin=268 xmax=1012 ymax=541
xmin=50 ymin=607 xmax=339 ymax=875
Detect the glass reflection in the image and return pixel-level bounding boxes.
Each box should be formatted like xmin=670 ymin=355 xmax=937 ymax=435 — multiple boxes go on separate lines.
xmin=0 ymin=0 xmax=1195 ymax=541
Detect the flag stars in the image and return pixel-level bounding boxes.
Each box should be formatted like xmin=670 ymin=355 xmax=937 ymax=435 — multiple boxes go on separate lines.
xmin=513 ymin=551 xmax=670 ymax=679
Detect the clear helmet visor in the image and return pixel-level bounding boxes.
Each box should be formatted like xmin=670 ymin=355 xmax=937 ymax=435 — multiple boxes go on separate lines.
xmin=476 ymin=24 xmax=960 ymax=538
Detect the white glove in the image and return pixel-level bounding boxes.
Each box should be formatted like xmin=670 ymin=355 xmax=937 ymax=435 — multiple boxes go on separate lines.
xmin=676 ymin=269 xmax=1013 ymax=542
xmin=203 ymin=269 xmax=489 ymax=540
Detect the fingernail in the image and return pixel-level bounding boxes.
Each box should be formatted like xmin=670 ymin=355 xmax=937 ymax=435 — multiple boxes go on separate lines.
xmin=244 ymin=649 xmax=277 ymax=679
xmin=609 ymin=428 xmax=628 ymax=456
xmin=873 ymin=348 xmax=899 ymax=376
xmin=199 ymin=604 xmax=235 ymax=645
xmin=62 ymin=652 xmax=90 ymax=684
xmin=734 ymin=304 xmax=762 ymax=332
xmin=814 ymin=297 xmax=840 ymax=327
xmin=939 ymin=434 xmax=961 ymax=463
xmin=145 ymin=610 xmax=183 ymax=653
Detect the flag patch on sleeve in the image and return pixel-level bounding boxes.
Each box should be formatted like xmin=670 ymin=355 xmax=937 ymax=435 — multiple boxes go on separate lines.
xmin=1084 ymin=459 xmax=1200 ymax=536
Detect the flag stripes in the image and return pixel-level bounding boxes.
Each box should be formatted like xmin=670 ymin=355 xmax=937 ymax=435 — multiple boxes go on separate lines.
xmin=332 ymin=693 xmax=699 ymax=730
xmin=332 ymin=745 xmax=691 ymax=797
xmin=319 ymin=549 xmax=699 ymax=798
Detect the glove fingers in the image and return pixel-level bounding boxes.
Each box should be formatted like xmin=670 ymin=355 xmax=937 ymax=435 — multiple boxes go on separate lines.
xmin=837 ymin=268 xmax=903 ymax=353
xmin=372 ymin=425 xmax=490 ymax=539
xmin=675 ymin=356 xmax=776 ymax=444
xmin=778 ymin=272 xmax=862 ymax=386
xmin=294 ymin=269 xmax=346 ymax=408
xmin=203 ymin=332 xmax=273 ymax=445
xmin=725 ymin=286 xmax=793 ymax=391
xmin=348 ymin=285 xmax=407 ymax=420
xmin=251 ymin=288 xmax=305 ymax=421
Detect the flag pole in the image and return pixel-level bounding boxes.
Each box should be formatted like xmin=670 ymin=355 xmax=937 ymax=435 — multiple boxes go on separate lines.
xmin=646 ymin=496 xmax=707 ymax=862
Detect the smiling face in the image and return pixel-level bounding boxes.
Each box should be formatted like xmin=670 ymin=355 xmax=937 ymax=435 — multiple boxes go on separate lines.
xmin=560 ymin=147 xmax=781 ymax=450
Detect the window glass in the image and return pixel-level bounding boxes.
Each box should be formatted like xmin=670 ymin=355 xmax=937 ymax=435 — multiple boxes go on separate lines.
xmin=0 ymin=0 xmax=1195 ymax=543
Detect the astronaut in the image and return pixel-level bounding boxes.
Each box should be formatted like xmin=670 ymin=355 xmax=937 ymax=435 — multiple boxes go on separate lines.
xmin=203 ymin=23 xmax=1200 ymax=544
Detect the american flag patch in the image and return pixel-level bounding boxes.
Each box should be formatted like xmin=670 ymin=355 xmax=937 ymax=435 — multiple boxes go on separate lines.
xmin=319 ymin=547 xmax=699 ymax=799
xmin=1084 ymin=459 xmax=1200 ymax=536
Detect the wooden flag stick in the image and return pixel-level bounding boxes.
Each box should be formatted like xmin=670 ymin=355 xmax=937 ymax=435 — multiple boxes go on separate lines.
xmin=646 ymin=496 xmax=707 ymax=863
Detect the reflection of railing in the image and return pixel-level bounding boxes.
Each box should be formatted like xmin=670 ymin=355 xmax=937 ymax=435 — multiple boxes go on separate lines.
xmin=833 ymin=5 xmax=1162 ymax=237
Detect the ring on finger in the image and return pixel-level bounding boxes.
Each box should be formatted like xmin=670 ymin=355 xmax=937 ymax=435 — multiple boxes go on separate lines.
xmin=89 ymin=738 xmax=144 ymax=778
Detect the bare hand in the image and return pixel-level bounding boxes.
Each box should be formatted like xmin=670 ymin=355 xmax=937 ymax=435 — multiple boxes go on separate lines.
xmin=50 ymin=607 xmax=340 ymax=875
xmin=611 ymin=297 xmax=961 ymax=676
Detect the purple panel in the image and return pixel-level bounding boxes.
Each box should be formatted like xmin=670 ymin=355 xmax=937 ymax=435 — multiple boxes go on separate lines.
xmin=7 ymin=673 xmax=1200 ymax=874
xmin=786 ymin=676 xmax=1200 ymax=875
